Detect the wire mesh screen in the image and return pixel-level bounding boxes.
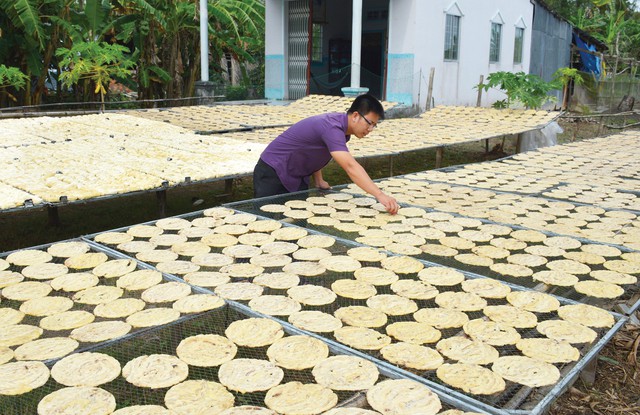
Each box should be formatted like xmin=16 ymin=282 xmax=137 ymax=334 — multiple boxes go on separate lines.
xmin=81 ymin=206 xmax=626 ymax=414
xmin=0 ymin=240 xmax=222 ymax=359
xmin=224 ymin=190 xmax=640 ymax=310
xmin=338 ymin=171 xmax=640 ymax=249
xmin=417 ymin=161 xmax=640 ymax=213
xmin=1 ymin=304 xmax=479 ymax=415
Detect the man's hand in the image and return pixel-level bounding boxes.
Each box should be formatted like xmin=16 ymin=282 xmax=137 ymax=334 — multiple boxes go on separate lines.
xmin=315 ymin=179 xmax=331 ymax=190
xmin=376 ymin=192 xmax=399 ymax=215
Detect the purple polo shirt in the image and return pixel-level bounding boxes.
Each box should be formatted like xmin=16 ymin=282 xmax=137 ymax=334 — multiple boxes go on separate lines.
xmin=260 ymin=112 xmax=350 ymax=192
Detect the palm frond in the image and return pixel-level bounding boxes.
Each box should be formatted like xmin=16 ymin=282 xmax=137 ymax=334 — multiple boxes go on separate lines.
xmin=85 ymin=0 xmax=111 ymax=37
xmin=4 ymin=0 xmax=46 ymax=50
xmin=122 ymin=0 xmax=167 ymax=28
xmin=49 ymin=15 xmax=83 ymax=44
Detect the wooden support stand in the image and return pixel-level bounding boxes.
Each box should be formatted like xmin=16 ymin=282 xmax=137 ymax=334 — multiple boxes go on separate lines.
xmin=597 ymin=117 xmax=606 ymax=136
xmin=435 ymin=147 xmax=444 ymax=168
xmin=515 ymin=134 xmax=523 ymax=153
xmin=156 ymin=189 xmax=167 ymax=218
xmin=579 ymin=355 xmax=598 ymax=386
xmin=476 ymin=74 xmax=484 ymax=107
xmin=388 ymin=155 xmax=394 ymax=177
xmin=426 ymin=68 xmax=435 ymax=110
xmin=47 ymin=206 xmax=61 ymax=227
xmin=224 ymin=178 xmax=234 ymax=196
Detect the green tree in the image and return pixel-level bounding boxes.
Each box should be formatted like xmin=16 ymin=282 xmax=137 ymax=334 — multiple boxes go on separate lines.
xmin=553 ymin=67 xmax=585 ymax=109
xmin=208 ymin=0 xmax=265 ymax=80
xmin=0 ymin=64 xmax=29 ymax=105
xmin=112 ymin=0 xmax=171 ymax=101
xmin=113 ymin=0 xmax=264 ymax=101
xmin=0 ymin=0 xmax=266 ymax=106
xmin=56 ymin=41 xmax=134 ymax=110
xmin=545 ymin=0 xmax=640 ymax=60
xmin=476 ymin=71 xmax=561 ymax=109
xmin=0 ymin=0 xmax=71 ymax=105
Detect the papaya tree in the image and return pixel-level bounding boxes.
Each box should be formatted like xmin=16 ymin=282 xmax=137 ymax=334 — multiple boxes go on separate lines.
xmin=0 ymin=64 xmax=29 ymax=105
xmin=553 ymin=67 xmax=585 ymax=110
xmin=56 ymin=41 xmax=135 ymax=111
xmin=476 ymin=71 xmax=561 ymax=109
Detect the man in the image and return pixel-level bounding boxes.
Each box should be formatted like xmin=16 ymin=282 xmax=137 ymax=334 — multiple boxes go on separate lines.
xmin=253 ymin=94 xmax=399 ymax=215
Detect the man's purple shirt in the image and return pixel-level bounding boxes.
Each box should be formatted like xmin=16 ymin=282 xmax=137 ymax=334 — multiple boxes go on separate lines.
xmin=259 ymin=112 xmax=350 ymax=192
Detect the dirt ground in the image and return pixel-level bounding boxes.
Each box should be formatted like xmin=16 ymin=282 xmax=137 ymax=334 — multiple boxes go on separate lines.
xmin=547 ymin=115 xmax=640 ymax=415
xmin=548 ymin=320 xmax=640 ymax=415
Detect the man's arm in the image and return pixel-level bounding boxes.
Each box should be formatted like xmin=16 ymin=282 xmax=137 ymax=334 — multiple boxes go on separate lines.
xmin=330 ymin=150 xmax=399 ymax=214
xmin=312 ymin=170 xmax=331 ymax=190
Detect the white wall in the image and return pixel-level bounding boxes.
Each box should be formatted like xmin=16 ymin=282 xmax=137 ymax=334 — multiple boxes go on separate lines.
xmin=265 ymin=0 xmax=287 ymax=99
xmin=266 ymin=0 xmax=535 ymax=105
xmin=386 ymin=0 xmax=416 ymax=103
xmin=389 ymin=0 xmax=534 ymax=108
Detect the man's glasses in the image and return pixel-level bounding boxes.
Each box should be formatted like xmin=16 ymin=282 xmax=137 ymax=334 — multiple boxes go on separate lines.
xmin=360 ymin=113 xmax=377 ymax=129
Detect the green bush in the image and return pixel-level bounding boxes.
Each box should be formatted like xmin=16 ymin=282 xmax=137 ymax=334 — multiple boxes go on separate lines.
xmin=225 ymin=85 xmax=249 ymax=101
xmin=476 ymin=71 xmax=560 ymax=109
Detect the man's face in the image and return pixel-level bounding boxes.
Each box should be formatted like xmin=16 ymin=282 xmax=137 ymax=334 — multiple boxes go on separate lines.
xmin=353 ymin=111 xmax=379 ymax=138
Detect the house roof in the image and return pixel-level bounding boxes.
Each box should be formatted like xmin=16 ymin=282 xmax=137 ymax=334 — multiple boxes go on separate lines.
xmin=573 ymin=26 xmax=608 ymax=51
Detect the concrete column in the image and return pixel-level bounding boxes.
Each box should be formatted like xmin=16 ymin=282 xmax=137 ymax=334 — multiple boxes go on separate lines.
xmin=196 ymin=0 xmax=215 ymax=103
xmin=342 ymin=0 xmax=368 ymax=97
xmin=351 ymin=0 xmax=363 ymax=88
xmin=200 ymin=0 xmax=209 ymax=82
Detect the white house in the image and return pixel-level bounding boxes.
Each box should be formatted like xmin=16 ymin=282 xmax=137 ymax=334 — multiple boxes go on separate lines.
xmin=265 ymin=0 xmax=569 ymax=109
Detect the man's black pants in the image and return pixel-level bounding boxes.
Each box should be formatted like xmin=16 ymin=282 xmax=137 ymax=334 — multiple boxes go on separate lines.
xmin=253 ymin=159 xmax=308 ymax=198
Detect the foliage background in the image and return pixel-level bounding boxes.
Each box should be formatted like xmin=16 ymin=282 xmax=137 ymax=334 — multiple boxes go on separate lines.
xmin=544 ymin=0 xmax=640 ymax=61
xmin=0 ymin=0 xmax=265 ymax=108
xmin=2 ymin=1 xmax=640 ymax=109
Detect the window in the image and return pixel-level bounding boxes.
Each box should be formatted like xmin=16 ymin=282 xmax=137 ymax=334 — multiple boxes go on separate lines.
xmin=366 ymin=10 xmax=388 ymax=21
xmin=489 ymin=22 xmax=502 ymax=63
xmin=312 ymin=23 xmax=323 ymax=63
xmin=444 ymin=14 xmax=460 ymax=61
xmin=513 ymin=27 xmax=524 ymax=64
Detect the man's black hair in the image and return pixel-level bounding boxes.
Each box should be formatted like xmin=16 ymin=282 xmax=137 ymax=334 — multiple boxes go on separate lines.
xmin=347 ymin=93 xmax=385 ymax=120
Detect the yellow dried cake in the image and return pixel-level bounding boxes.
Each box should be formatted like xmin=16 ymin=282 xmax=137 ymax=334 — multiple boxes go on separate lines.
xmin=123 ymin=354 xmax=188 ymax=389
xmin=492 ymin=356 xmax=560 ymax=387
xmin=266 ymin=335 xmax=329 ymax=370
xmin=463 ymin=319 xmax=521 ymax=346
xmin=165 ymin=380 xmax=234 ymax=415
xmin=312 ymin=355 xmax=379 ymax=391
xmin=218 ymin=358 xmax=284 ymax=393
xmin=385 ymin=321 xmax=441 ymax=344
xmin=51 ymin=352 xmax=121 ymax=386
xmin=264 ymin=382 xmax=337 ymax=415
xmin=287 ymin=311 xmax=343 ymax=333
xmin=37 ymin=386 xmax=116 ymax=415
xmin=366 ymin=379 xmax=442 ymax=415
xmin=14 ymin=337 xmax=78 ymax=361
xmin=436 ymin=363 xmax=505 ymax=395
xmin=557 ymin=304 xmax=615 ymax=328
xmin=436 ymin=336 xmax=499 ymax=365
xmin=0 ymin=360 xmax=49 ymax=395
xmin=225 ymin=318 xmax=284 ymax=347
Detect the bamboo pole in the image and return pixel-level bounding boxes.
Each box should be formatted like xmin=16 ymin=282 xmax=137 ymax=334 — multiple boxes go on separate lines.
xmin=426 ymin=68 xmax=435 ymax=111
